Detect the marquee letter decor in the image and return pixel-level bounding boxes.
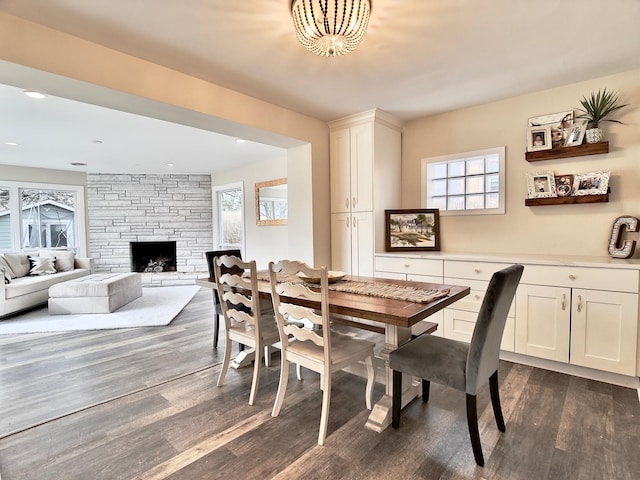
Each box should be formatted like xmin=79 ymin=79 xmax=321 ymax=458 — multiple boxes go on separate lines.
xmin=608 ymin=216 xmax=639 ymax=259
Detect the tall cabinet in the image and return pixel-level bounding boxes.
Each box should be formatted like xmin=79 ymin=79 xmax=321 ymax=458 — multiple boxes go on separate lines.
xmin=329 ymin=109 xmax=402 ymax=276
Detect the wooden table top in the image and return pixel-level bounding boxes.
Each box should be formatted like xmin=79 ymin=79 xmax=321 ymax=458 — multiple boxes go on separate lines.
xmin=196 ymin=275 xmax=469 ymax=329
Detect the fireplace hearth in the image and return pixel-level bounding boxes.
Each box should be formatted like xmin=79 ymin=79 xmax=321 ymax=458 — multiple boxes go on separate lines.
xmin=130 ymin=241 xmax=177 ymax=273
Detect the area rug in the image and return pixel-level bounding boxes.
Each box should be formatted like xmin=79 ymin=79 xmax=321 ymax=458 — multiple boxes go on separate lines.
xmin=0 ymin=285 xmax=201 ymax=334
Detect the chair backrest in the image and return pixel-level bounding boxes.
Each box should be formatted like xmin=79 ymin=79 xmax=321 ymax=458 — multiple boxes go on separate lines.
xmin=205 ymin=249 xmax=242 ymax=306
xmin=466 ymin=264 xmax=524 ymax=394
xmin=268 ymin=260 xmax=331 ymax=364
xmin=213 ymin=255 xmax=261 ymax=336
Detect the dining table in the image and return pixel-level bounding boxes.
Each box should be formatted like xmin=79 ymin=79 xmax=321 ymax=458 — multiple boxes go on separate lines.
xmin=196 ymin=273 xmax=470 ymax=432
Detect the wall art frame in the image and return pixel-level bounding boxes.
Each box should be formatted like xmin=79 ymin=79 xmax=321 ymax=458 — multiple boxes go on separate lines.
xmin=526 ymin=172 xmax=557 ymax=199
xmin=385 ymin=209 xmax=440 ymax=252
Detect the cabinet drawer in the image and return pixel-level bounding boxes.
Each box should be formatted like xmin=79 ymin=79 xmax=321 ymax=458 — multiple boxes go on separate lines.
xmin=443 ymin=309 xmax=514 ymax=351
xmin=374 ymin=271 xmax=406 ymax=280
xmin=444 ymin=277 xmax=515 ymax=317
xmin=407 ymin=273 xmax=444 ymax=284
xmin=521 ymin=264 xmax=639 ymax=293
xmin=375 ymin=256 xmax=443 ymax=277
xmin=444 ymin=260 xmax=510 ymax=281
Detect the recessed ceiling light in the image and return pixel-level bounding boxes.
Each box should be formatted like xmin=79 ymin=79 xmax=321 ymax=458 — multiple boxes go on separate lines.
xmin=23 ymin=90 xmax=46 ymax=99
xmin=4 ymin=141 xmax=19 ymax=146
xmin=91 ymin=140 xmax=103 ymax=144
xmin=235 ymin=138 xmax=246 ymax=144
xmin=165 ymin=162 xmax=175 ymax=167
xmin=70 ymin=162 xmax=88 ymax=166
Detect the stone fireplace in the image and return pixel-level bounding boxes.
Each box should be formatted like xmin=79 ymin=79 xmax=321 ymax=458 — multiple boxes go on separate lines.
xmin=86 ymin=174 xmax=212 ymax=279
xmin=130 ymin=241 xmax=177 ymax=273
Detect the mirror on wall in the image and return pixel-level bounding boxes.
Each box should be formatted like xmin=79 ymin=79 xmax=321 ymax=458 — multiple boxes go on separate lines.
xmin=255 ymin=178 xmax=288 ymax=225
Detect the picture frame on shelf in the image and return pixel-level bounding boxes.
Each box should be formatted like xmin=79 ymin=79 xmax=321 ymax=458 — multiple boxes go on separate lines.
xmin=526 ymin=171 xmax=557 ymax=199
xmin=572 ymin=171 xmax=610 ymax=196
xmin=555 ymin=174 xmax=574 ymax=197
xmin=564 ymin=122 xmax=587 ymax=147
xmin=527 ymin=126 xmax=552 ymax=152
xmin=528 ymin=110 xmax=573 ymax=129
xmin=385 ymin=209 xmax=440 ymax=252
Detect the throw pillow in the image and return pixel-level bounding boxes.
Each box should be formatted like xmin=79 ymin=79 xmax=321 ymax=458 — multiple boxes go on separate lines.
xmin=1 ymin=266 xmax=10 ymax=284
xmin=3 ymin=253 xmax=30 ymax=278
xmin=0 ymin=256 xmax=15 ymax=279
xmin=39 ymin=249 xmax=76 ymax=272
xmin=28 ymin=256 xmax=57 ymax=276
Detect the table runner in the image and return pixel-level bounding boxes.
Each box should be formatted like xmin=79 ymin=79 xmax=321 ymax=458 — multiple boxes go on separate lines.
xmin=255 ymin=271 xmax=449 ymax=304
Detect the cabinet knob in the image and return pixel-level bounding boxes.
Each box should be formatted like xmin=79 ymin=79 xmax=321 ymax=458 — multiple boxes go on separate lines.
xmin=568 ymin=274 xmax=576 ymax=280
xmin=345 ymin=198 xmax=349 ymax=209
xmin=404 ymin=263 xmax=410 ymax=268
xmin=474 ymin=268 xmax=481 ymax=274
xmin=474 ymin=294 xmax=481 ymax=300
xmin=352 ymin=196 xmax=357 ymax=209
xmin=561 ymin=293 xmax=566 ymax=311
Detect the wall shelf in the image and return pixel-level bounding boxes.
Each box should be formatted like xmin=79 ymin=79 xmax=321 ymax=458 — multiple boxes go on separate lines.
xmin=525 ymin=194 xmax=609 ymax=207
xmin=525 ymin=141 xmax=609 ymax=162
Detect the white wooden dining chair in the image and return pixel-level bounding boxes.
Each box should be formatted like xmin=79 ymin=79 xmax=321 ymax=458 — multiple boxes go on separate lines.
xmin=268 ymin=259 xmax=376 ymax=446
xmin=214 ymin=255 xmax=280 ymax=406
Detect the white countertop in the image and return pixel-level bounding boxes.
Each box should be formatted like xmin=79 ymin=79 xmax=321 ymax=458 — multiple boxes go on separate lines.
xmin=375 ymin=252 xmax=640 ymax=270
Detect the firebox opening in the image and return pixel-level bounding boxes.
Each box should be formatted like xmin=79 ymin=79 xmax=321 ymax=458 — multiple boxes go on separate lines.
xmin=130 ymin=241 xmax=177 ymax=273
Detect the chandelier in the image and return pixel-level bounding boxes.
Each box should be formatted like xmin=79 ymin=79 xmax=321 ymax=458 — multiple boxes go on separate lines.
xmin=290 ymin=0 xmax=371 ymax=57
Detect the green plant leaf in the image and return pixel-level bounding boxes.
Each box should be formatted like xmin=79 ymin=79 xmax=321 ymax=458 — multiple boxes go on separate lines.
xmin=575 ymin=88 xmax=628 ymax=127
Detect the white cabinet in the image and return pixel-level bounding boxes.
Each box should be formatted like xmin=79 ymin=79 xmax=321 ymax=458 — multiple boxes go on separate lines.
xmin=330 ymin=123 xmax=374 ymax=214
xmin=515 ymin=265 xmax=639 ymax=376
xmin=570 ymin=289 xmax=638 ymax=375
xmin=375 ymin=253 xmax=640 ymax=379
xmin=331 ymin=211 xmax=374 ymax=277
xmin=374 ymin=254 xmax=445 ymax=336
xmin=443 ymin=260 xmax=516 ymax=352
xmin=515 ymin=284 xmax=571 ymax=362
xmin=329 ymin=110 xmax=402 ymax=275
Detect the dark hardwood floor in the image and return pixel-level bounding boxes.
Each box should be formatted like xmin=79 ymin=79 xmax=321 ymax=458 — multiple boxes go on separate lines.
xmin=0 ymin=288 xmax=639 ymax=479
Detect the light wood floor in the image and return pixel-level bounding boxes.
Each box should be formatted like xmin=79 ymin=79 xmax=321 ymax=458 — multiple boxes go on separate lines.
xmin=0 ymin=288 xmax=639 ymax=479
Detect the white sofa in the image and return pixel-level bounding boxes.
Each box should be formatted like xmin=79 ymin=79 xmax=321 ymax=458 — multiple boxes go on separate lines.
xmin=0 ymin=251 xmax=94 ymax=318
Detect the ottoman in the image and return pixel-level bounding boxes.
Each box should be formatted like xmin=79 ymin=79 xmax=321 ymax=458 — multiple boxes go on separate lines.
xmin=48 ymin=273 xmax=142 ymax=314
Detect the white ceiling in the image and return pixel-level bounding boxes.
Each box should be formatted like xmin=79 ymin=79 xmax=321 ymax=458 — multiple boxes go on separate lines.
xmin=1 ymin=0 xmax=639 ymax=174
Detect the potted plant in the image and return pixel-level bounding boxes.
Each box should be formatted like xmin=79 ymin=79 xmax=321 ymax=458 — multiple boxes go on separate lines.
xmin=576 ymin=88 xmax=628 ymax=144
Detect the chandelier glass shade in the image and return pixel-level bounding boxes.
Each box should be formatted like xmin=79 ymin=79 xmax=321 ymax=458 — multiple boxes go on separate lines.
xmin=290 ymin=0 xmax=371 ymax=57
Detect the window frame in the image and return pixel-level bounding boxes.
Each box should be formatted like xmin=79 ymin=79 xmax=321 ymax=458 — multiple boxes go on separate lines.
xmin=421 ymin=146 xmax=506 ymax=216
xmin=212 ymin=181 xmax=245 ymax=253
xmin=0 ymin=180 xmax=87 ymax=255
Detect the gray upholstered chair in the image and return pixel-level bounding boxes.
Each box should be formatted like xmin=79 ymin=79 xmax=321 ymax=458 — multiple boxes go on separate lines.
xmin=389 ymin=264 xmax=524 ymax=466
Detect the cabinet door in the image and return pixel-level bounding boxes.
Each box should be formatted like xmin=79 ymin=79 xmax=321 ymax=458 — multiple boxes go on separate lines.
xmin=570 ymin=289 xmax=638 ymax=376
xmin=349 ymin=123 xmax=373 ymax=212
xmin=331 ymin=213 xmax=352 ymax=274
xmin=329 ymin=128 xmax=351 ymax=213
xmin=351 ymin=211 xmax=374 ymax=277
xmin=515 ymin=285 xmax=570 ymax=362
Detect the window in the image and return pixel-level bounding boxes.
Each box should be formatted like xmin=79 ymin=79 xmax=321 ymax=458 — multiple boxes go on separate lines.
xmin=422 ymin=146 xmax=505 ymax=215
xmin=0 ymin=182 xmax=86 ymax=254
xmin=214 ymin=182 xmax=244 ymax=250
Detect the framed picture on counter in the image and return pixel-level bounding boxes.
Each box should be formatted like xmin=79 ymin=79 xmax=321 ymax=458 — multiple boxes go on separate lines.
xmin=385 ymin=209 xmax=440 ymax=252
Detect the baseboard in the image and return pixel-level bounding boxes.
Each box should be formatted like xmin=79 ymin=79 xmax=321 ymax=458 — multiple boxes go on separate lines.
xmin=500 ymin=351 xmax=640 ymax=389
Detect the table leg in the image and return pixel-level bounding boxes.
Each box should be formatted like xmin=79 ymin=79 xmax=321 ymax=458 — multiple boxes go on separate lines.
xmin=230 ymin=348 xmax=255 ymax=369
xmin=365 ymin=324 xmax=419 ymax=432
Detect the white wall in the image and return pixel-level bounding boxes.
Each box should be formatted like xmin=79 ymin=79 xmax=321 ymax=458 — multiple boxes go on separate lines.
xmin=402 ymin=68 xmax=640 ymax=258
xmin=212 ymin=157 xmax=289 ymax=270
